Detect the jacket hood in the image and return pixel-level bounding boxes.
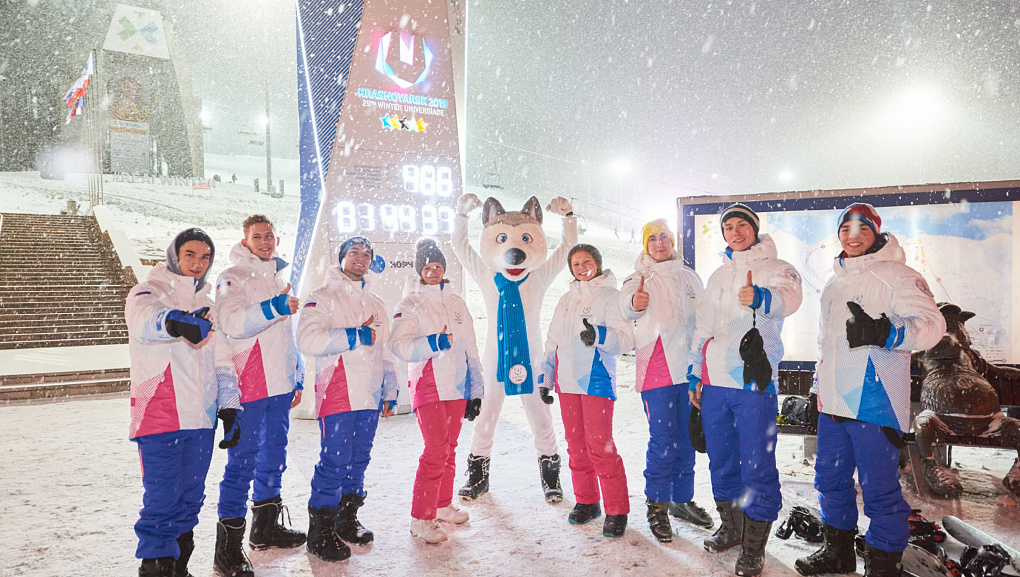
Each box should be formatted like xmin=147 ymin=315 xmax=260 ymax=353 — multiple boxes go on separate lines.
xmin=725 ymin=234 xmax=777 ymax=264
xmin=634 ymin=250 xmax=681 ymax=274
xmin=834 ymin=233 xmax=906 ymax=276
xmin=229 ymin=241 xmax=288 ymax=273
xmin=165 ymin=230 xmax=215 ymax=291
xmin=147 ymin=262 xmax=212 ymax=297
xmin=569 ymin=269 xmax=618 ymax=293
xmin=324 ymin=264 xmax=372 ymax=289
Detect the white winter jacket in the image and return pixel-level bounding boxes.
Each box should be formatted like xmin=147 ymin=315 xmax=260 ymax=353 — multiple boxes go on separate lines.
xmin=689 ymin=235 xmax=803 ymax=394
xmin=619 ymin=252 xmax=703 ymax=392
xmin=295 ymin=266 xmax=398 ymax=418
xmin=215 ymin=243 xmax=302 ymax=403
xmin=816 ymin=234 xmax=945 ymax=432
xmin=389 ymin=277 xmax=484 ymax=410
xmin=126 ymin=263 xmax=241 ymax=440
xmin=543 ymin=271 xmax=634 ymax=399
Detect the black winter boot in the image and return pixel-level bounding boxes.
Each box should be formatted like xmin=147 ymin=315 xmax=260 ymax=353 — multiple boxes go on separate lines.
xmin=646 ymin=499 xmax=673 ymax=543
xmin=670 ymin=500 xmax=714 ymax=529
xmin=795 ymin=524 xmax=858 ymax=576
xmin=735 ymin=514 xmax=773 ymax=577
xmin=335 ymin=493 xmax=374 ymax=545
xmin=458 ymin=454 xmax=490 ymax=501
xmin=568 ymin=502 xmax=602 ymax=525
xmin=863 ymin=543 xmax=903 ymax=577
xmin=214 ymin=518 xmax=254 ymax=577
xmin=603 ymin=514 xmax=628 ymax=538
xmin=139 ymin=558 xmax=175 ymax=577
xmin=174 ymin=532 xmax=194 ymax=577
xmin=705 ymin=499 xmax=743 ymax=553
xmin=307 ymin=505 xmax=351 ymax=562
xmin=250 ymin=495 xmax=307 ymax=550
xmin=539 ymin=454 xmax=563 ymax=503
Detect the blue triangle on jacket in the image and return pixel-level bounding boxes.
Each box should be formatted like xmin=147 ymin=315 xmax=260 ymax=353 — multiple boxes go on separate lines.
xmin=587 ymin=349 xmax=615 ymax=400
xmin=856 ymin=357 xmax=899 ymax=429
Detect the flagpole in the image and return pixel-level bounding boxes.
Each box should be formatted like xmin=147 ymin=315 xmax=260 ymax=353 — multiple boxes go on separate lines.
xmin=91 ymin=48 xmax=102 ymax=206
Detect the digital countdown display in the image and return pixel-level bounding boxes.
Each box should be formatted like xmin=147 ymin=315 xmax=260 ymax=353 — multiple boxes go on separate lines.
xmin=295 ymin=0 xmax=467 ymax=417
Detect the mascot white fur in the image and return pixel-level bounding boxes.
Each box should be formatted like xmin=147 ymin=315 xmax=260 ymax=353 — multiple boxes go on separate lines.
xmin=452 ymin=193 xmax=577 ymax=502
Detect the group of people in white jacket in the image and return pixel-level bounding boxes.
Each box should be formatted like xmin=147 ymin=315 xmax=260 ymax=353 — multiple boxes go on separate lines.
xmin=127 ymin=200 xmax=944 ymax=577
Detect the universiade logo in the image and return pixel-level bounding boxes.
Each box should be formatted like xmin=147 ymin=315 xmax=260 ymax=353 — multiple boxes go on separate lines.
xmin=375 ymin=30 xmax=433 ymax=89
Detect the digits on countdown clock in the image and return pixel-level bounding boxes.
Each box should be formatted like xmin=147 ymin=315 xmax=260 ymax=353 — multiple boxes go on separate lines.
xmin=402 ymin=164 xmax=453 ymax=197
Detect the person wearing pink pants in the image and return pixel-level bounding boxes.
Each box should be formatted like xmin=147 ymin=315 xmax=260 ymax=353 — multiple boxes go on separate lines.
xmin=389 ymin=239 xmax=485 ymax=544
xmin=542 ymin=244 xmax=634 ymax=538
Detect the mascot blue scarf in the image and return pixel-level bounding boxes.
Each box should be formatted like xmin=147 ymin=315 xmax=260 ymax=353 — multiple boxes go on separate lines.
xmin=494 ymin=273 xmax=533 ymax=395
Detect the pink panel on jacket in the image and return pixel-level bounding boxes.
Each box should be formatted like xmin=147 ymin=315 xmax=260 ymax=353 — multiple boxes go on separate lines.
xmin=317 ymin=358 xmax=353 ymax=418
xmin=640 ymin=336 xmax=674 ymax=391
xmin=235 ymin=339 xmax=269 ymax=404
xmin=410 ymin=358 xmax=440 ymax=410
xmin=132 ymin=364 xmax=181 ymax=438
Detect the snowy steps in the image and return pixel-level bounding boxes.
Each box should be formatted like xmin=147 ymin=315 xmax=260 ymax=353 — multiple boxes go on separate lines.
xmin=0 ymin=212 xmax=131 ymax=351
xmin=0 ymin=368 xmax=129 ymax=402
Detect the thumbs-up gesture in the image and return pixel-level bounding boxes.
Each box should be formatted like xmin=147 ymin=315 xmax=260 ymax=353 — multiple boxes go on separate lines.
xmin=845 ymin=301 xmax=892 ymax=348
xmin=282 ymin=284 xmax=299 ymax=315
xmin=358 ymin=315 xmax=376 ymax=346
xmin=632 ymin=276 xmax=649 ymax=311
xmin=438 ymin=324 xmax=453 ymax=350
xmin=268 ymin=283 xmax=299 ymax=317
xmin=579 ymin=318 xmax=597 ymax=347
xmin=738 ymin=271 xmax=756 ymax=307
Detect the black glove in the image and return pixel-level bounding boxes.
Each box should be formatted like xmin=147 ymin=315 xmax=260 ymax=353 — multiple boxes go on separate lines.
xmin=218 ymin=409 xmax=241 ymax=449
xmin=464 ymin=398 xmax=482 ymax=421
xmin=739 ymin=326 xmax=773 ymax=393
xmin=845 ymin=301 xmax=892 ymax=349
xmin=688 ymin=406 xmax=707 ymax=453
xmin=539 ymin=387 xmax=555 ymax=405
xmin=579 ymin=318 xmax=596 ymax=347
xmin=165 ymin=309 xmax=212 ymax=345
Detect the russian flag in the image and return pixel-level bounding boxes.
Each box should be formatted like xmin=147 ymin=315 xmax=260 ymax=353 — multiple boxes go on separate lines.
xmin=63 ymin=51 xmax=94 ymax=124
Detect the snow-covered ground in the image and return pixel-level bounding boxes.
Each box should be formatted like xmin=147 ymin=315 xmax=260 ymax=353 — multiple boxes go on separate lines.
xmin=2 ymin=169 xmax=1019 ymax=576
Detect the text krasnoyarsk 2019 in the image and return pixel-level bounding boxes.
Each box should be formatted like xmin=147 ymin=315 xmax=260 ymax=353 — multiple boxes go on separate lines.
xmin=358 ymin=87 xmax=448 ymax=109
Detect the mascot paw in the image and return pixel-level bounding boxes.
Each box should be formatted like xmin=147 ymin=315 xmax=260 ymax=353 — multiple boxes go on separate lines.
xmin=920 ymin=459 xmax=963 ymax=498
xmin=458 ymin=193 xmax=483 ymax=215
xmin=1003 ymin=458 xmax=1020 ymax=498
xmin=545 ymin=196 xmax=573 ymax=216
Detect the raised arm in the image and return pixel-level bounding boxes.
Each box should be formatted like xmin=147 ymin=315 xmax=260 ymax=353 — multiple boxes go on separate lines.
xmin=597 ymin=289 xmax=635 ymax=355
xmin=885 ymin=270 xmax=946 ymax=352
xmin=125 ymin=283 xmax=175 ymax=343
xmin=295 ymin=294 xmax=363 ymax=357
xmin=757 ymin=261 xmax=803 ymax=318
xmin=215 ymin=271 xmax=293 ymax=339
xmin=451 ymin=193 xmax=488 ymax=283
xmin=530 ymin=198 xmax=578 ymax=287
xmin=388 ymin=297 xmax=445 ymax=363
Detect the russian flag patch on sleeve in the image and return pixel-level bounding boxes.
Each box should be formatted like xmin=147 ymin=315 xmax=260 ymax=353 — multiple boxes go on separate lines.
xmin=393 ymin=312 xmax=402 ymax=319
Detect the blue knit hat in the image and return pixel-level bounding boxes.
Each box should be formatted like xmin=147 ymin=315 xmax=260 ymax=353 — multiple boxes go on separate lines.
xmin=338 ymin=236 xmax=374 ymax=265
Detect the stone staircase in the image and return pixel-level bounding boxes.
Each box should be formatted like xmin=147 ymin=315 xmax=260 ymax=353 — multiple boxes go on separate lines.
xmin=0 ymin=368 xmax=130 ymax=402
xmin=0 ymin=212 xmax=132 ymax=350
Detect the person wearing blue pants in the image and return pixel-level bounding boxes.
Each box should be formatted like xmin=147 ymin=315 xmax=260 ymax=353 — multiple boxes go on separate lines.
xmin=619 ymin=219 xmax=711 ymax=543
xmin=296 ymin=237 xmax=398 ymax=562
xmin=689 ymin=204 xmax=803 ymax=577
xmin=215 ymin=215 xmax=306 ymax=576
xmin=126 ymin=228 xmax=243 ymax=577
xmin=797 ymin=204 xmax=944 ymax=577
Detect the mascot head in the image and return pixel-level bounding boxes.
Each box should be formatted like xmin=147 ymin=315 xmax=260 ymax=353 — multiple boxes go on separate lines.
xmin=479 ymin=196 xmax=549 ymax=278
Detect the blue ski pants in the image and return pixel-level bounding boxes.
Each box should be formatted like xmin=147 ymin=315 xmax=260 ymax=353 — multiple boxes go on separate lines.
xmin=815 ymin=413 xmax=911 ymax=553
xmin=134 ymin=429 xmax=215 ymax=560
xmin=309 ymin=409 xmax=380 ymax=509
xmin=701 ymin=385 xmax=782 ymax=522
xmin=218 ymin=392 xmax=293 ymax=518
xmin=641 ymin=383 xmax=696 ymax=503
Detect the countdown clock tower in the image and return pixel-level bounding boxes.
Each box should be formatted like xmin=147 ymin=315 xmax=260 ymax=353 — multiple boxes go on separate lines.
xmin=293 ymin=0 xmax=467 ymax=415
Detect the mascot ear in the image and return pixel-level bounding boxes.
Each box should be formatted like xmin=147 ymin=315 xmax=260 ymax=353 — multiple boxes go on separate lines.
xmin=521 ymin=196 xmax=543 ymax=224
xmin=938 ymin=303 xmax=962 ymax=318
xmin=959 ymin=310 xmax=976 ymax=324
xmin=482 ymin=197 xmax=505 ymax=226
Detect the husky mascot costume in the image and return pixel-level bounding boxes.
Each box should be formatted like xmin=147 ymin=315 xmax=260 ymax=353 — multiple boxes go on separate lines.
xmin=453 ymin=193 xmax=577 ymax=502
